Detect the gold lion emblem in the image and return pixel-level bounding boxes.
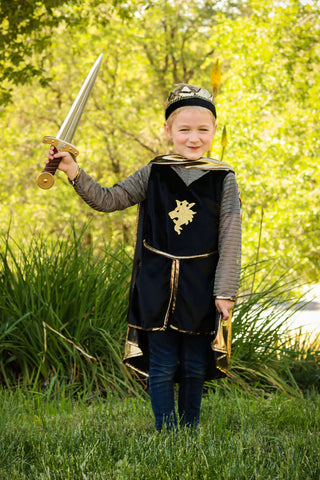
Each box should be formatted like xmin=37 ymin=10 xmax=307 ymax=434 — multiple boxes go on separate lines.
xmin=168 ymin=200 xmax=197 ymax=235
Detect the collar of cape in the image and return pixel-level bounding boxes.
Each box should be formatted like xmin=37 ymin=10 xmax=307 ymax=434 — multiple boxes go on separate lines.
xmin=150 ymin=154 xmax=234 ymax=172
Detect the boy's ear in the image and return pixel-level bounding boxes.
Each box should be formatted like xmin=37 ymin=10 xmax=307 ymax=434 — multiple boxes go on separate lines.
xmin=164 ymin=122 xmax=171 ymax=138
xmin=213 ymin=123 xmax=218 ymax=137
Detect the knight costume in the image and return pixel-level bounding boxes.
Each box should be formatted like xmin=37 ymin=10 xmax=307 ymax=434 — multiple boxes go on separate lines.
xmin=71 ymin=153 xmax=241 ymax=380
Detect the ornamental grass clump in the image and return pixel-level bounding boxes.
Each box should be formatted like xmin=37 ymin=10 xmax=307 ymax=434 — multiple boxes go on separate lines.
xmin=225 ymin=261 xmax=320 ymax=395
xmin=0 ymin=226 xmax=139 ymax=397
xmin=0 ymin=225 xmax=318 ymax=397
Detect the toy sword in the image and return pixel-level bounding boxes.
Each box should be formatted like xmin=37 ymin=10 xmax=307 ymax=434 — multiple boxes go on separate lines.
xmin=37 ymin=53 xmax=103 ymax=189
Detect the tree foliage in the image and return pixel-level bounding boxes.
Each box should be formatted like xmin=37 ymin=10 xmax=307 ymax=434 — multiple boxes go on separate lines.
xmin=0 ymin=0 xmax=131 ymax=104
xmin=0 ymin=0 xmax=319 ymax=283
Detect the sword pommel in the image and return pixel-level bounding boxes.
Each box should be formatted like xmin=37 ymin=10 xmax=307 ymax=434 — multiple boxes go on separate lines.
xmin=37 ymin=171 xmax=55 ymax=189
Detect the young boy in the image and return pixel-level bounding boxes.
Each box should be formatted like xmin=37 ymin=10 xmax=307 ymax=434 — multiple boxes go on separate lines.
xmin=46 ymin=83 xmax=241 ymax=431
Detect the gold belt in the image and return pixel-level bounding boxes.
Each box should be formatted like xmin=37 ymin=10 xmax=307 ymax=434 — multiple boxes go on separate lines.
xmin=143 ymin=240 xmax=217 ymax=260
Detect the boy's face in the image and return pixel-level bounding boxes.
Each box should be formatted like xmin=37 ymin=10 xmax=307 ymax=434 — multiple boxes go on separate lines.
xmin=164 ymin=107 xmax=217 ymax=161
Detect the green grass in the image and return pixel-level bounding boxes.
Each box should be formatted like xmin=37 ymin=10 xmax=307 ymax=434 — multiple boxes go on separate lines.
xmin=0 ymin=387 xmax=319 ymax=479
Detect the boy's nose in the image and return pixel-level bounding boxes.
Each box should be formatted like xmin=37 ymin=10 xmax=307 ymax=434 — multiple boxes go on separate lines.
xmin=189 ymin=131 xmax=199 ymax=142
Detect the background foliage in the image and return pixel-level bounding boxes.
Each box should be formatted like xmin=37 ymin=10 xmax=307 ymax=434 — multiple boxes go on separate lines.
xmin=0 ymin=0 xmax=320 ymax=284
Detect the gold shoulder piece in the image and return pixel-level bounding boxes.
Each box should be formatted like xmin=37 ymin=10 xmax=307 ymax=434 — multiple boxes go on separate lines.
xmin=150 ymin=155 xmax=234 ymax=172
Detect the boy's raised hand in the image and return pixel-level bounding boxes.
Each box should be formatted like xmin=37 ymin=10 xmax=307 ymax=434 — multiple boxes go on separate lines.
xmin=46 ymin=146 xmax=79 ymax=180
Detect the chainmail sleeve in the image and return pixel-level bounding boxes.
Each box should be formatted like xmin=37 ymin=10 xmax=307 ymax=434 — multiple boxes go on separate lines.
xmin=72 ymin=164 xmax=151 ymax=211
xmin=214 ymin=172 xmax=242 ymax=299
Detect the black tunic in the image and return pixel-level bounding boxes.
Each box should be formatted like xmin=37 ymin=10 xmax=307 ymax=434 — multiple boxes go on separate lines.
xmin=128 ymin=164 xmax=228 ymax=333
xmin=124 ymin=163 xmax=232 ymax=380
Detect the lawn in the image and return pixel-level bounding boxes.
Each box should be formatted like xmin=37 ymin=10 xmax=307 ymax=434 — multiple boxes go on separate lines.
xmin=1 ymin=387 xmax=319 ymax=479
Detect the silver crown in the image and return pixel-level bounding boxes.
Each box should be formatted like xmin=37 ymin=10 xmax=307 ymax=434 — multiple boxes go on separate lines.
xmin=166 ymin=84 xmax=213 ymax=108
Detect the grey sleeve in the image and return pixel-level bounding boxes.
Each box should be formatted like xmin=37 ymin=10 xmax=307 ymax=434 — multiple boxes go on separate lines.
xmin=72 ymin=164 xmax=151 ymax=212
xmin=214 ymin=172 xmax=242 ymax=299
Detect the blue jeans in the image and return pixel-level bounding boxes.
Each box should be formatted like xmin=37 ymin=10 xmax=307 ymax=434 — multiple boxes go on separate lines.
xmin=148 ymin=329 xmax=211 ymax=431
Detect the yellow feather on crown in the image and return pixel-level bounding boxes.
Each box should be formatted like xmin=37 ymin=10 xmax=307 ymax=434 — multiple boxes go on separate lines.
xmin=210 ymin=59 xmax=221 ymax=98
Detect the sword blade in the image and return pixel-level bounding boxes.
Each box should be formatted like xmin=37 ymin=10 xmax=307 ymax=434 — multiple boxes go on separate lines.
xmin=57 ymin=53 xmax=103 ymax=143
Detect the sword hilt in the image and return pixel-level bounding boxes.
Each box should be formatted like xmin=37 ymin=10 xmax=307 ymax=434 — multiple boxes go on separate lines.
xmin=37 ymin=136 xmax=79 ymax=189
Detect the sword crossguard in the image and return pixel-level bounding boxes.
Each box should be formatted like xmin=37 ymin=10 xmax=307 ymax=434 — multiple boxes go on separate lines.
xmin=42 ymin=136 xmax=79 ymax=157
xmin=37 ymin=137 xmax=79 ymax=189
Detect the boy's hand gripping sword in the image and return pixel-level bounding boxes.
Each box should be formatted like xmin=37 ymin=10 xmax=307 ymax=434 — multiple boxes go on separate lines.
xmin=37 ymin=54 xmax=103 ymax=189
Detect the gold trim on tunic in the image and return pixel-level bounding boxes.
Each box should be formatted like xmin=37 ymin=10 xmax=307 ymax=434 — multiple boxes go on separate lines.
xmin=212 ymin=312 xmax=232 ymax=373
xmin=124 ymin=339 xmax=143 ymax=361
xmin=143 ymin=240 xmax=217 ymax=260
